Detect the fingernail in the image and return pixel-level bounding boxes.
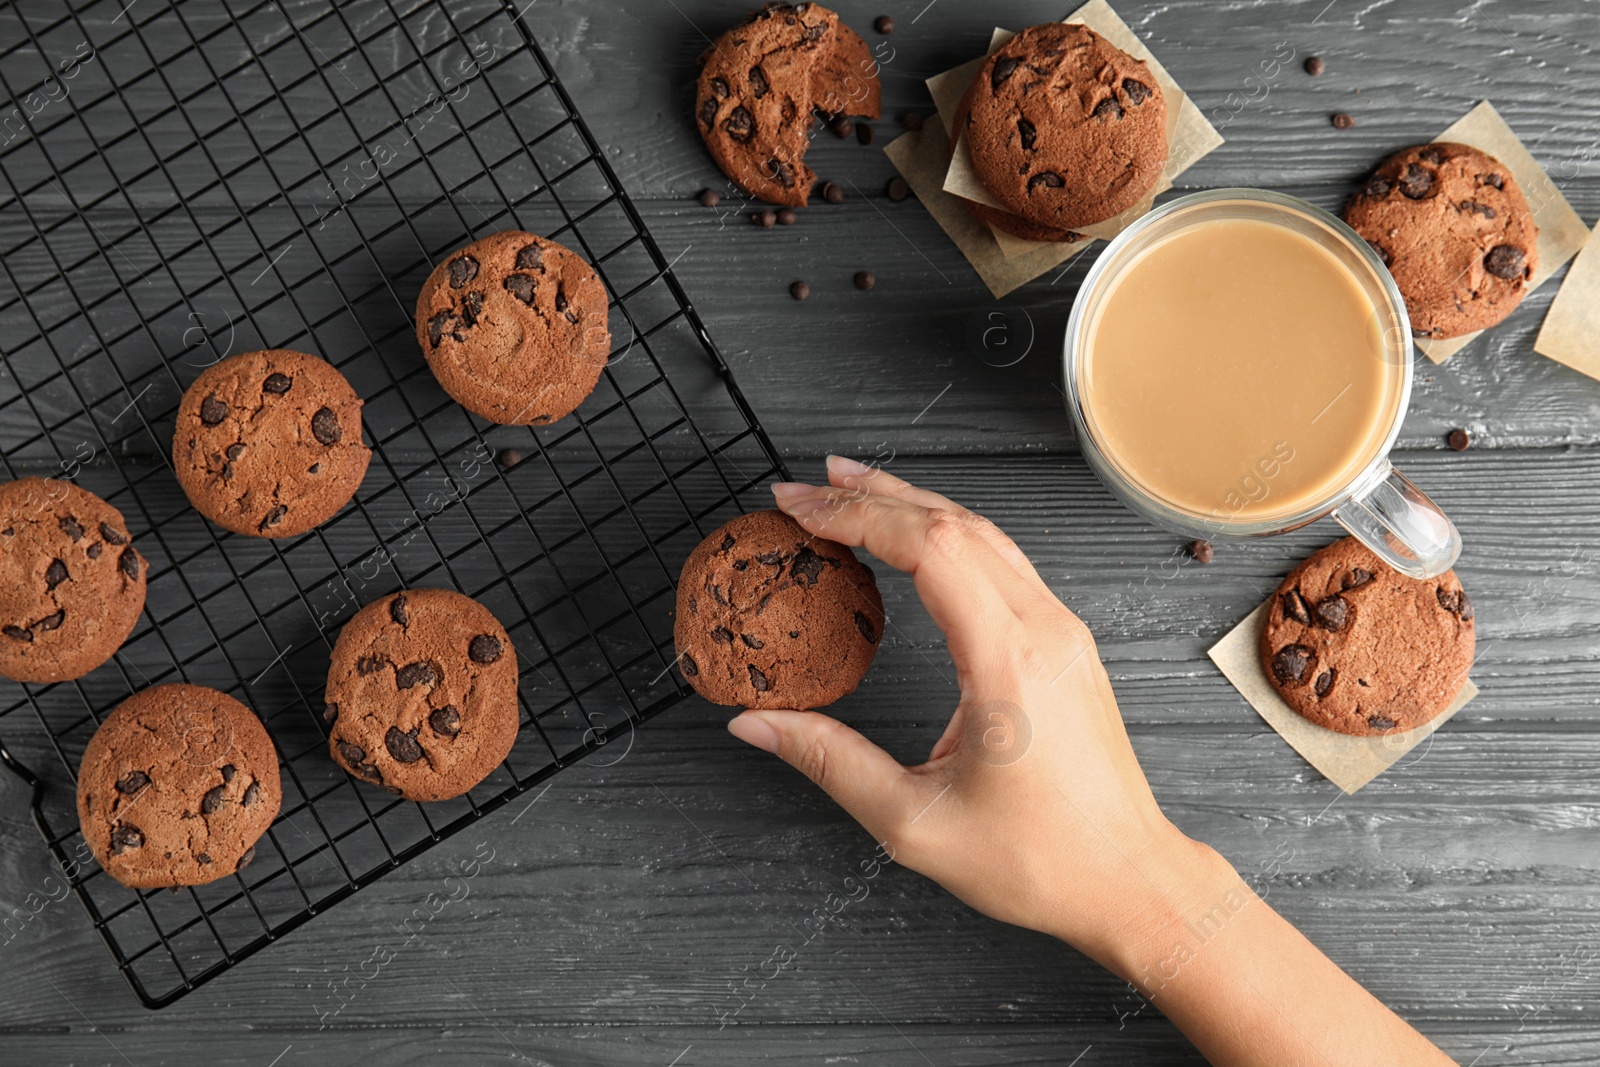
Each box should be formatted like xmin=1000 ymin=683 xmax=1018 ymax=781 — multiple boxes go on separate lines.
xmin=826 ymin=454 xmax=872 ymax=477
xmin=727 ymin=713 xmax=781 ymax=754
xmin=771 ymin=481 xmax=818 ymax=501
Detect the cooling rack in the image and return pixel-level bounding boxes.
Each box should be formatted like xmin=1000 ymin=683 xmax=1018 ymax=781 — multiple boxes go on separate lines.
xmin=0 ymin=0 xmax=785 ymax=1007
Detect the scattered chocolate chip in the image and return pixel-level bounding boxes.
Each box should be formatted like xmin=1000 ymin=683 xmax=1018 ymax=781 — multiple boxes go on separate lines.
xmin=854 ymin=271 xmax=875 ymax=291
xmin=1304 ymin=56 xmax=1325 ymax=76
xmin=753 ymin=209 xmax=777 ymax=229
xmin=990 ymin=56 xmax=1019 ymax=90
xmin=680 ymin=652 xmax=698 ymax=676
xmin=395 ymin=662 xmax=437 ymax=688
xmin=311 ymin=407 xmax=342 ymax=445
xmin=748 ymin=664 xmax=770 ymax=691
xmin=516 ymin=242 xmax=544 ymax=271
xmin=1027 ymin=171 xmax=1065 ymax=192
xmin=199 ymin=395 xmax=228 ymax=425
xmin=1484 ymin=244 xmax=1525 ymax=280
xmin=854 ymin=610 xmax=877 ymax=642
xmin=1366 ymin=715 xmax=1397 ymax=731
xmin=749 ymin=64 xmax=769 ymax=98
xmin=504 ymin=273 xmax=537 ymax=304
xmin=430 ymin=705 xmax=462 ymax=737
xmin=258 ymin=506 xmax=287 ymax=532
xmin=856 ymin=122 xmax=875 ymax=146
xmin=1447 ymin=428 xmax=1471 ymax=451
xmin=790 ymin=280 xmax=810 ymax=301
xmin=831 ymin=116 xmax=854 ymax=139
xmin=100 ymin=523 xmax=127 ymax=545
xmin=59 ymin=516 xmax=84 ymax=540
xmin=34 ymin=610 xmax=63 ymax=632
xmin=1016 ymin=119 xmax=1038 ymax=153
xmin=874 ymin=14 xmax=894 ymax=33
xmin=238 ymin=845 xmax=256 ymax=870
xmin=386 ymin=726 xmax=424 ymax=763
xmin=901 ymin=112 xmax=924 ymax=131
xmin=44 ymin=558 xmax=68 ymax=589
xmin=243 ymin=781 xmax=260 ymax=807
xmin=723 ymin=105 xmax=755 ymax=143
xmin=1458 ymin=200 xmax=1496 ymax=219
xmin=1187 ymin=540 xmax=1213 ymax=564
xmin=1271 ymin=644 xmax=1314 ymax=685
xmin=110 ymin=824 xmax=143 ymax=854
xmin=822 ymin=181 xmax=844 ymax=204
xmin=1343 ymin=568 xmax=1374 ymax=590
xmin=337 ymin=741 xmax=367 ymax=767
xmin=711 ymin=626 xmax=734 ymax=644
xmin=1314 ymin=596 xmax=1349 ymax=632
xmin=1331 ymin=112 xmax=1355 ymax=129
xmin=1363 ymin=175 xmax=1392 ymax=199
xmin=1122 ymin=78 xmax=1151 ymax=104
xmin=698 ymin=188 xmax=721 ymax=207
xmin=3 ymin=625 xmax=32 ymax=642
xmin=886 ymin=176 xmax=910 ymax=201
xmin=1314 ymin=668 xmax=1336 ymax=697
xmin=790 ymin=545 xmax=829 ymax=585
xmin=1281 ymin=589 xmax=1312 ymax=626
xmin=777 ymin=208 xmax=798 ymax=225
xmin=468 ymin=634 xmax=503 ymax=664
xmin=498 ymin=448 xmax=523 ymax=469
xmin=118 ymin=546 xmax=142 ymax=580
xmin=116 ymin=771 xmax=150 ymax=794
xmin=357 ymin=653 xmax=386 ymax=675
xmin=1093 ymin=97 xmax=1124 ymax=121
xmin=1399 ymin=163 xmax=1433 ymax=199
xmin=201 ymin=785 xmax=226 ymax=814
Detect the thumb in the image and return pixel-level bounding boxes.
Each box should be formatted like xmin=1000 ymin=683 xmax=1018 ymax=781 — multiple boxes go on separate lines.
xmin=728 ymin=710 xmax=920 ymax=842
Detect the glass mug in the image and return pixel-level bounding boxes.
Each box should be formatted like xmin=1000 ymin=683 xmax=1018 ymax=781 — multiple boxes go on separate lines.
xmin=1063 ymin=189 xmax=1461 ymax=579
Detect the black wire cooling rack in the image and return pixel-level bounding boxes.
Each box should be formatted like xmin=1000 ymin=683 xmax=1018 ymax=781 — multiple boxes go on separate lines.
xmin=0 ymin=0 xmax=786 ymax=1008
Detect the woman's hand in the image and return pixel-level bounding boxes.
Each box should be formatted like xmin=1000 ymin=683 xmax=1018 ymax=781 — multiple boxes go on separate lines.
xmin=727 ymin=455 xmax=1222 ymax=970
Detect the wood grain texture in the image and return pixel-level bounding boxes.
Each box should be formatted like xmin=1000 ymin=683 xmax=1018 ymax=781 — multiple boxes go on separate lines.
xmin=0 ymin=0 xmax=1597 ymax=1063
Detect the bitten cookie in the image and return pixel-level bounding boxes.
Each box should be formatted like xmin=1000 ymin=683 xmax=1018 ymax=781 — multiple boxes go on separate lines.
xmin=953 ymin=78 xmax=1086 ymax=244
xmin=674 ymin=510 xmax=884 ymax=710
xmin=1260 ymin=537 xmax=1474 ymax=737
xmin=77 ymin=684 xmax=282 ymax=889
xmin=415 ymin=230 xmax=609 ymax=426
xmin=1344 ymin=143 xmax=1538 ymax=339
xmin=325 ymin=589 xmax=520 ymax=801
xmin=0 ymin=477 xmax=146 ymax=683
xmin=965 ymin=23 xmax=1167 ymax=231
xmin=695 ymin=3 xmax=881 ymax=207
xmin=173 ymin=349 xmax=370 ymax=538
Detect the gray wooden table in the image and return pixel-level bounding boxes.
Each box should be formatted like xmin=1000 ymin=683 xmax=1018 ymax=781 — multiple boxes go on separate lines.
xmin=3 ymin=0 xmax=1599 ymax=1063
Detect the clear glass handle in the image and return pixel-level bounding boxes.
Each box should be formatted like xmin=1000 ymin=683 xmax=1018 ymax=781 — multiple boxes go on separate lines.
xmin=1332 ymin=461 xmax=1461 ymax=578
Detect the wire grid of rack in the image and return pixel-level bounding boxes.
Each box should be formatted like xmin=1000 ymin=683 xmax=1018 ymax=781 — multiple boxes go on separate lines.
xmin=0 ymin=0 xmax=786 ymax=1008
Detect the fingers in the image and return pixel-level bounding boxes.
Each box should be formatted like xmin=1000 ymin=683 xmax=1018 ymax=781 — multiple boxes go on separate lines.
xmin=728 ymin=710 xmax=926 ymax=843
xmin=772 ymin=480 xmax=1020 ymax=672
xmin=824 ymin=456 xmax=1049 ymax=592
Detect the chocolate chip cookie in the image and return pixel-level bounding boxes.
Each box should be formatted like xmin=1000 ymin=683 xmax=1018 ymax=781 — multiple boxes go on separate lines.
xmin=414 ymin=230 xmax=609 ymax=426
xmin=77 ymin=684 xmax=282 ymax=889
xmin=695 ymin=3 xmax=882 ymax=208
xmin=325 ymin=589 xmax=520 ymax=801
xmin=1343 ymin=143 xmax=1538 ymax=339
xmin=173 ymin=349 xmax=370 ymax=539
xmin=953 ymin=78 xmax=1086 ymax=244
xmin=674 ymin=510 xmax=884 ymax=710
xmin=964 ymin=23 xmax=1167 ymax=231
xmin=1261 ymin=537 xmax=1474 ymax=736
xmin=0 ymin=477 xmax=146 ymax=684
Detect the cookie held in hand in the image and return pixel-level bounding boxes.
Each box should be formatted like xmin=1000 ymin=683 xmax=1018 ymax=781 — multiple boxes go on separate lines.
xmin=675 ymin=509 xmax=884 ymax=710
xmin=1343 ymin=142 xmax=1537 ymax=339
xmin=1260 ymin=537 xmax=1473 ymax=736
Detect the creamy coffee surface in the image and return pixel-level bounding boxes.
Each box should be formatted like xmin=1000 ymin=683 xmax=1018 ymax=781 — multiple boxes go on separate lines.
xmin=1083 ymin=217 xmax=1399 ymax=521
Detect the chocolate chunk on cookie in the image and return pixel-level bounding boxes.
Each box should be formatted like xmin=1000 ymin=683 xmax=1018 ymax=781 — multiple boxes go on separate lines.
xmin=415 ymin=230 xmax=609 ymax=426
xmin=964 ymin=23 xmax=1167 ymax=230
xmin=674 ymin=509 xmax=884 ymax=710
xmin=325 ymin=589 xmax=520 ymax=801
xmin=695 ymin=4 xmax=881 ymax=208
xmin=76 ymin=684 xmax=281 ymax=888
xmin=1260 ymin=537 xmax=1473 ymax=736
xmin=1344 ymin=143 xmax=1538 ymax=339
xmin=0 ymin=478 xmax=146 ymax=683
xmin=173 ymin=350 xmax=371 ymax=539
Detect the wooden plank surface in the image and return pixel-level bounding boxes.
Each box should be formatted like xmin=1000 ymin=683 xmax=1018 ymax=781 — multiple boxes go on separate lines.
xmin=1 ymin=0 xmax=1598 ymax=1063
